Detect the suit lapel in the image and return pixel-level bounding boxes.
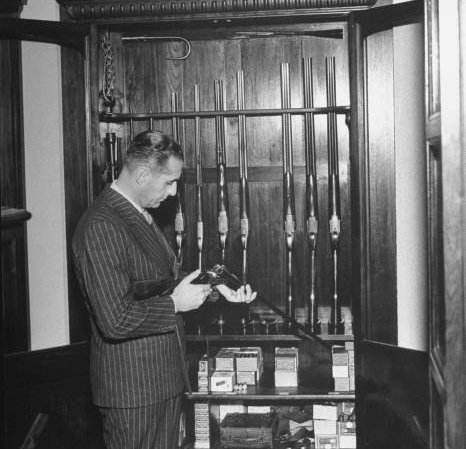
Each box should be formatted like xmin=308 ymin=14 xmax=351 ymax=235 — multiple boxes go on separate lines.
xmin=102 ymin=187 xmax=176 ymax=277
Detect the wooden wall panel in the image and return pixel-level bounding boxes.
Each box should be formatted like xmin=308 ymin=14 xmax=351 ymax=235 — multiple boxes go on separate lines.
xmin=0 ymin=39 xmax=24 ymax=208
xmin=61 ymin=44 xmax=91 ymax=342
xmin=365 ymin=30 xmax=397 ymax=344
xmin=96 ymin=22 xmax=354 ymax=330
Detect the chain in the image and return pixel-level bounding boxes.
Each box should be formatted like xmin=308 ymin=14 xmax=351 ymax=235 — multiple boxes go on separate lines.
xmin=101 ymin=30 xmax=115 ymax=108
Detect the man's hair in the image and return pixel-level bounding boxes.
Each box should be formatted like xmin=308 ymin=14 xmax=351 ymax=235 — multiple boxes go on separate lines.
xmin=125 ymin=130 xmax=183 ymax=172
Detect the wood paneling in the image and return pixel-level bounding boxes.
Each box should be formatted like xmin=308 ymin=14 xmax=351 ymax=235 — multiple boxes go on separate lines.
xmin=4 ymin=343 xmax=103 ymax=449
xmin=357 ymin=340 xmax=428 ymax=449
xmin=364 ymin=29 xmax=397 ymax=344
xmin=0 ymin=38 xmax=24 ymax=208
xmin=93 ymin=22 xmax=353 ymax=331
xmin=61 ymin=42 xmax=92 ymax=342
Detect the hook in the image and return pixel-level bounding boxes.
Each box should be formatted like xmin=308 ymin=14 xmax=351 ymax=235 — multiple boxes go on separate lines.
xmin=121 ymin=35 xmax=191 ymax=60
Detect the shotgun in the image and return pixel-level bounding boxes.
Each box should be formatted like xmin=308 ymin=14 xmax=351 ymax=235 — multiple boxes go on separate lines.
xmin=303 ymin=57 xmax=320 ymax=333
xmin=171 ymin=92 xmax=185 ymax=276
xmin=326 ymin=57 xmax=342 ymax=334
xmin=236 ymin=70 xmax=250 ymax=288
xmin=104 ymin=132 xmax=119 ymax=182
xmin=194 ymin=84 xmax=204 ymax=270
xmin=214 ymin=79 xmax=229 ymax=263
xmin=280 ymin=63 xmax=296 ymax=330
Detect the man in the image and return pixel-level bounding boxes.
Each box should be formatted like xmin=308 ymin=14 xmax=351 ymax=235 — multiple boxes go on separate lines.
xmin=72 ymin=130 xmax=256 ymax=449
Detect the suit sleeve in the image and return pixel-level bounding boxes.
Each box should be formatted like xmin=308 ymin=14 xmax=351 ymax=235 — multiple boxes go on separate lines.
xmin=79 ymin=219 xmax=177 ymax=340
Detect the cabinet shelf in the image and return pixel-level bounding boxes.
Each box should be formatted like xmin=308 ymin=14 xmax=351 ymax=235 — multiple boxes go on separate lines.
xmin=187 ymin=366 xmax=354 ymax=401
xmin=187 ymin=391 xmax=355 ymax=401
xmin=186 ymin=334 xmax=354 ymax=343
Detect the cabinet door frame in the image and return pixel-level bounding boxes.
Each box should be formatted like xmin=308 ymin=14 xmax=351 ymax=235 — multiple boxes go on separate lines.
xmin=348 ymin=2 xmax=428 ymax=448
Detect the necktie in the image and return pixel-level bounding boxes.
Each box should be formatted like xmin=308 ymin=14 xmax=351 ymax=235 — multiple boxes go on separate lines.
xmin=141 ymin=210 xmax=153 ymax=225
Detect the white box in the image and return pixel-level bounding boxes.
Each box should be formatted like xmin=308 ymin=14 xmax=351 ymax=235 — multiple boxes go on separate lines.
xmin=315 ymin=435 xmax=339 ymax=449
xmin=236 ymin=370 xmax=258 ymax=385
xmin=274 ymin=370 xmax=298 ymax=387
xmin=331 ymin=346 xmax=348 ymax=365
xmin=332 ymin=365 xmax=349 ymax=378
xmin=334 ymin=377 xmax=351 ymax=392
xmin=275 ymin=347 xmax=299 ymax=370
xmin=210 ymin=371 xmax=236 ymax=392
xmin=247 ymin=406 xmax=271 ymax=414
xmin=215 ymin=348 xmax=238 ymax=371
xmin=235 ymin=347 xmax=263 ymax=372
xmin=313 ymin=404 xmax=341 ymax=421
xmin=340 ymin=435 xmax=357 ymax=448
xmin=219 ymin=404 xmax=247 ymax=421
xmin=314 ymin=419 xmax=337 ymax=435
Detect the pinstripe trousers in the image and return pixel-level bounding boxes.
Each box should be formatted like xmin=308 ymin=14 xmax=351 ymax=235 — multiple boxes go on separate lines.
xmin=99 ymin=394 xmax=183 ymax=449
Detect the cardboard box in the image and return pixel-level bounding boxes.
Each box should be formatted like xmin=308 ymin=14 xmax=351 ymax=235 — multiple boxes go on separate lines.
xmin=334 ymin=377 xmax=351 ymax=392
xmin=215 ymin=348 xmax=238 ymax=371
xmin=274 ymin=370 xmax=298 ymax=387
xmin=210 ymin=371 xmax=236 ymax=392
xmin=315 ymin=435 xmax=339 ymax=449
xmin=332 ymin=346 xmax=348 ymax=365
xmin=219 ymin=404 xmax=247 ymax=421
xmin=314 ymin=419 xmax=338 ymax=435
xmin=340 ymin=434 xmax=357 ymax=448
xmin=235 ymin=347 xmax=263 ymax=372
xmin=198 ymin=353 xmax=210 ymax=373
xmin=332 ymin=365 xmax=349 ymax=378
xmin=275 ymin=347 xmax=299 ymax=371
xmin=337 ymin=420 xmax=356 ymax=435
xmin=220 ymin=413 xmax=278 ymax=449
xmin=198 ymin=373 xmax=209 ymax=392
xmin=313 ymin=404 xmax=342 ymax=421
xmin=236 ymin=370 xmax=258 ymax=386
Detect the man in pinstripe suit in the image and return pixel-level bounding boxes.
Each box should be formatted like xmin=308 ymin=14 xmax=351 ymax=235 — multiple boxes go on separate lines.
xmin=72 ymin=130 xmax=255 ymax=449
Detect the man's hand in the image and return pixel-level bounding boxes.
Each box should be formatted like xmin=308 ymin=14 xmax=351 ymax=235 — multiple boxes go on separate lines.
xmin=171 ymin=270 xmax=211 ymax=312
xmin=216 ymin=283 xmax=257 ymax=304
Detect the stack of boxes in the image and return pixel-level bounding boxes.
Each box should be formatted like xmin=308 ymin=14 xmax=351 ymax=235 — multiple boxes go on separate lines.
xmin=210 ymin=347 xmax=263 ymax=392
xmin=313 ymin=402 xmax=356 ymax=449
xmin=274 ymin=347 xmax=299 ymax=387
xmin=194 ymin=354 xmax=211 ymax=449
xmin=331 ymin=343 xmax=355 ymax=392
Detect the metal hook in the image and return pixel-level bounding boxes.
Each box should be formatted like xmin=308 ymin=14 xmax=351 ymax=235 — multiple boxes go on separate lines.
xmin=121 ymin=35 xmax=191 ymax=60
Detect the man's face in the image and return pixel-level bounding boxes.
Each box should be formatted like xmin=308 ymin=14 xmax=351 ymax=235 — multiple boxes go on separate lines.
xmin=139 ymin=156 xmax=183 ymax=208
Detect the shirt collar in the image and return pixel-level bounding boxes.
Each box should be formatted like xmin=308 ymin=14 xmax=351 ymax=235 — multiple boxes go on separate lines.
xmin=110 ymin=180 xmax=144 ymax=214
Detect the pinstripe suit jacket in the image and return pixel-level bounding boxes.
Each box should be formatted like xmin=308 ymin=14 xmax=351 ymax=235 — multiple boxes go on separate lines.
xmin=72 ymin=186 xmax=184 ymax=408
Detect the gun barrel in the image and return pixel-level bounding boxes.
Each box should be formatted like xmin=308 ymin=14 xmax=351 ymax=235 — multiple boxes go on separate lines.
xmin=303 ymin=57 xmax=320 ymax=330
xmin=214 ymin=79 xmax=229 ymax=263
xmin=194 ymin=84 xmax=203 ymax=270
xmin=326 ymin=56 xmax=341 ymax=333
xmin=280 ymin=62 xmax=296 ymax=324
xmin=237 ymin=70 xmax=250 ymax=286
xmin=171 ymin=93 xmax=185 ymax=275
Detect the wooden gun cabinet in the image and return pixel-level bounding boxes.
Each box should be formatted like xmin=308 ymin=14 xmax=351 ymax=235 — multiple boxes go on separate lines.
xmin=3 ymin=0 xmax=432 ymax=448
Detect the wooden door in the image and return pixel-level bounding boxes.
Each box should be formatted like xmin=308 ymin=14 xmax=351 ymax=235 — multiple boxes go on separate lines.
xmin=425 ymin=1 xmax=466 ymax=448
xmin=348 ymin=2 xmax=429 ymax=448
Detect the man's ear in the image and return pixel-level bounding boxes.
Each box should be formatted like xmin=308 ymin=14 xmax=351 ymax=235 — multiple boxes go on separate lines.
xmin=134 ymin=165 xmax=151 ymax=185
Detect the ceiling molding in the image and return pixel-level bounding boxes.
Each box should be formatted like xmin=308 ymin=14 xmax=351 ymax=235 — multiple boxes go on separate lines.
xmin=56 ymin=0 xmax=376 ymax=23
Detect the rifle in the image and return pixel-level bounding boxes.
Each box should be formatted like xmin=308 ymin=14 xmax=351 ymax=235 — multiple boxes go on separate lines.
xmin=171 ymin=92 xmax=185 ymax=276
xmin=194 ymin=84 xmax=204 ymax=270
xmin=326 ymin=57 xmax=342 ymax=334
xmin=303 ymin=57 xmax=320 ymax=333
xmin=214 ymin=79 xmax=229 ymax=263
xmin=280 ymin=63 xmax=296 ymax=330
xmin=236 ymin=70 xmax=250 ymax=287
xmin=104 ymin=132 xmax=119 ymax=182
